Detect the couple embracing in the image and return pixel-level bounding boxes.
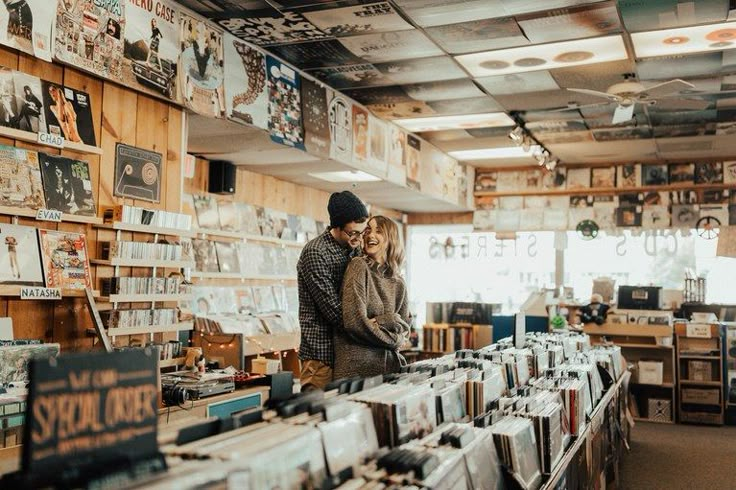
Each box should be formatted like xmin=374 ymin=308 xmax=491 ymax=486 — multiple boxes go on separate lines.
xmin=297 ymin=191 xmax=410 ymax=391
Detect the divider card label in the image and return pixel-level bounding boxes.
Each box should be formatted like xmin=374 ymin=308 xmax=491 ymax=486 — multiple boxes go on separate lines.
xmin=20 ymin=287 xmax=61 ymax=300
xmin=22 ymin=350 xmax=159 ymax=480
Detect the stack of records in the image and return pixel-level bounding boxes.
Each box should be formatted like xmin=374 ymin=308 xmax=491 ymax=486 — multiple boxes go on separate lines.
xmin=491 ymin=416 xmax=543 ymax=490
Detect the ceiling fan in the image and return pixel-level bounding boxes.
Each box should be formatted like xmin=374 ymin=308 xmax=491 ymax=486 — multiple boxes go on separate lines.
xmin=553 ymin=77 xmax=711 ymax=124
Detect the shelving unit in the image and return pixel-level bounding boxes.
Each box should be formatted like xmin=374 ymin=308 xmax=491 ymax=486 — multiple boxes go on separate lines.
xmin=0 ymin=205 xmax=103 ymax=225
xmin=474 ymin=181 xmax=734 ymax=199
xmin=0 ymin=286 xmax=100 ymax=298
xmin=584 ymin=323 xmax=676 ymax=423
xmin=193 ymin=227 xmax=304 ymax=248
xmin=675 ymin=322 xmax=725 ymax=425
xmin=422 ymin=323 xmax=493 ymax=353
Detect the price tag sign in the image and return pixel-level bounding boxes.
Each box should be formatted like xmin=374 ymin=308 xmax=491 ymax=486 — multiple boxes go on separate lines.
xmin=20 ymin=287 xmax=62 ymax=300
xmin=35 ymin=208 xmax=63 ymax=222
xmin=686 ymin=323 xmax=710 ymax=338
xmin=37 ymin=132 xmax=65 ymax=148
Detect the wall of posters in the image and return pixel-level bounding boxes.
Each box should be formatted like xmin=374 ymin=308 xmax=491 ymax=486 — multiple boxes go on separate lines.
xmin=267 ymin=56 xmax=304 ymax=149
xmin=38 ymin=229 xmax=91 ymax=290
xmin=39 ymin=154 xmax=96 ymax=217
xmin=328 ymin=92 xmax=352 ymax=164
xmin=114 ymin=143 xmax=162 ymax=202
xmin=0 ymin=223 xmax=43 ymax=286
xmin=0 ymin=144 xmax=44 ymax=210
xmin=223 ymin=33 xmax=268 ymax=129
xmin=40 ymin=81 xmax=96 ymax=146
xmin=178 ymin=12 xmax=225 ymax=118
xmin=0 ymin=0 xmax=53 ymax=61
xmin=54 ymin=0 xmax=125 ymax=82
xmin=123 ymin=0 xmax=181 ymax=100
xmin=301 ymin=77 xmax=330 ymax=159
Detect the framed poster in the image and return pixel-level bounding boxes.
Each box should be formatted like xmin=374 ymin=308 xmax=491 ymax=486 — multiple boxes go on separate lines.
xmin=114 ymin=143 xmax=162 ymax=202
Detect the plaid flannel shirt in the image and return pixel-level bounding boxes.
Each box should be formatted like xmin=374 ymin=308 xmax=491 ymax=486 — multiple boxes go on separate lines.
xmin=297 ymin=230 xmax=355 ymax=365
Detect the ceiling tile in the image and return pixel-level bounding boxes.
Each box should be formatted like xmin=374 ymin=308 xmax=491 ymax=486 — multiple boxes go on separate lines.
xmin=618 ymin=0 xmax=729 ymax=32
xmin=551 ymin=59 xmax=637 ymax=92
xmin=476 ymin=71 xmax=561 ymax=94
xmin=636 ymin=52 xmax=724 ymax=80
xmin=210 ymin=6 xmax=329 ymax=46
xmin=337 ymin=30 xmax=444 ymax=63
xmin=268 ymin=39 xmax=365 ymax=69
xmin=299 ymin=2 xmax=414 ymax=36
xmin=500 ymin=0 xmax=609 ymax=17
xmin=365 ymin=101 xmax=436 ymax=119
xmin=427 ymin=96 xmax=504 ymax=115
xmin=393 ymin=0 xmax=508 ymax=27
xmin=653 ymin=124 xmax=716 ymax=138
xmin=402 ymin=79 xmax=486 ymax=101
xmin=307 ymin=63 xmax=390 ymax=89
xmin=465 ymin=126 xmax=518 ymax=138
xmin=342 ymin=85 xmax=414 ymax=105
xmin=647 ymin=108 xmax=718 ymax=125
xmin=517 ymin=2 xmax=621 ymax=44
xmin=424 ymin=17 xmax=530 ymax=54
xmin=631 ymin=21 xmax=736 ymax=59
xmin=526 ymin=120 xmax=589 ymax=133
xmin=418 ymin=129 xmax=474 ymax=142
xmin=494 ymin=89 xmax=604 ymax=111
xmin=592 ymin=127 xmax=653 ymax=141
xmin=373 ymin=56 xmax=468 ymax=84
xmin=538 ymin=131 xmax=595 ymax=144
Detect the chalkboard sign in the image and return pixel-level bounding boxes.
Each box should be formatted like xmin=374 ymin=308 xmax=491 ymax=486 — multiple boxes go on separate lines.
xmin=21 ymin=349 xmax=159 ymax=480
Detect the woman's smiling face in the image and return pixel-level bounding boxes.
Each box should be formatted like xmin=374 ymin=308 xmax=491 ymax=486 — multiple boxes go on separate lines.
xmin=363 ymin=218 xmax=386 ymax=263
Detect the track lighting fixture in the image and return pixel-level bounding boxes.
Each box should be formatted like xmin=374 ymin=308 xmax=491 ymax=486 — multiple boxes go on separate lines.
xmin=508 ymin=126 xmax=524 ymax=145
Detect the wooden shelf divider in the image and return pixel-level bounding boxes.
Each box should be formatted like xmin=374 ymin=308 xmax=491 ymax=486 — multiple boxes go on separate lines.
xmin=0 ymin=205 xmax=103 ymax=225
xmin=0 ymin=125 xmax=103 ymax=155
xmin=0 ymin=286 xmax=100 ymax=298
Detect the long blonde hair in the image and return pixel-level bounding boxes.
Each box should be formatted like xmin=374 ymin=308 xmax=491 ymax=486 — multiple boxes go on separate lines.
xmin=369 ymin=215 xmax=404 ymax=278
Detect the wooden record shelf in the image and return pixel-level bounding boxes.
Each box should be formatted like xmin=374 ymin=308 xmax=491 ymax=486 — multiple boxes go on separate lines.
xmin=0 ymin=286 xmax=100 ymax=298
xmin=0 ymin=205 xmax=103 ymax=225
xmin=192 ymin=228 xmax=304 ymax=248
xmin=95 ymin=222 xmax=196 ymax=238
xmin=475 ymin=182 xmax=734 ymax=199
xmin=91 ymin=258 xmax=195 ymax=269
xmin=0 ymin=125 xmax=103 ymax=155
xmin=107 ymin=321 xmax=194 ymax=336
xmin=103 ymin=293 xmax=193 ymax=303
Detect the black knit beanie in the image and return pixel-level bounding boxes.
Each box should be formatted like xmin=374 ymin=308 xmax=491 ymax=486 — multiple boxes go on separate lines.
xmin=328 ymin=191 xmax=368 ymax=228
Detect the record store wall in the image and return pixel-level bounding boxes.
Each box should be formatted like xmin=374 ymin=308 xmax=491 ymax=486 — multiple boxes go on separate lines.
xmin=0 ymin=47 xmax=186 ymax=351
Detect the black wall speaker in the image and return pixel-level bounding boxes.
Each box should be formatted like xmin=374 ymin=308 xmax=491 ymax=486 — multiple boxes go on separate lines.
xmin=208 ymin=160 xmax=236 ymax=194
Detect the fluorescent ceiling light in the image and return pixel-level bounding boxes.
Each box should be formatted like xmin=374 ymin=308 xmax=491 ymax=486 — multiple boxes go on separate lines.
xmin=449 ymin=146 xmax=542 ymax=160
xmin=631 ymin=21 xmax=736 ymax=58
xmin=309 ymin=170 xmax=382 ymax=183
xmin=455 ymin=35 xmax=628 ymax=77
xmin=394 ymin=112 xmax=515 ymax=132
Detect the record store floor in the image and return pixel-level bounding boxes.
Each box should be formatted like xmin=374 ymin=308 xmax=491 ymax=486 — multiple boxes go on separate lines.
xmin=620 ymin=421 xmax=736 ymax=489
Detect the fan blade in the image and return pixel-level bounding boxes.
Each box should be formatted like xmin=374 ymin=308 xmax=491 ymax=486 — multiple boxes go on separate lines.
xmin=612 ymin=104 xmax=635 ymax=124
xmin=654 ymin=98 xmax=711 ymax=110
xmin=567 ymin=88 xmax=621 ymax=101
xmin=547 ymin=102 xmax=610 ymax=112
xmin=639 ymin=79 xmax=695 ymax=97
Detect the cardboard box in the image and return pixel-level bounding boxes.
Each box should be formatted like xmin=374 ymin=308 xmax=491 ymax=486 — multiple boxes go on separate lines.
xmin=681 ymin=388 xmax=720 ymax=405
xmin=688 ymin=360 xmax=713 ymax=381
xmin=637 ymin=360 xmax=664 ymax=385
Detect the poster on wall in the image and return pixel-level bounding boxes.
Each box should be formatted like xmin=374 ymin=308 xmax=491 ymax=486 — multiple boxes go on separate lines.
xmin=328 ymin=92 xmax=352 ymax=163
xmin=40 ymin=81 xmax=96 ymax=146
xmin=123 ymin=0 xmax=180 ymax=101
xmin=223 ymin=34 xmax=268 ymax=129
xmin=406 ymin=134 xmax=421 ymax=190
xmin=0 ymin=223 xmax=43 ymax=286
xmin=38 ymin=154 xmax=96 ymax=217
xmin=38 ymin=229 xmax=91 ymax=289
xmin=113 ymin=143 xmax=162 ymax=202
xmin=367 ymin=114 xmax=387 ymax=176
xmin=301 ymin=77 xmax=330 ymax=159
xmin=0 ymin=0 xmax=53 ymax=61
xmin=178 ymin=12 xmax=225 ymax=118
xmin=267 ymin=55 xmax=304 ymax=149
xmin=54 ymin=0 xmax=125 ymax=82
xmin=386 ymin=124 xmax=406 ymax=185
xmin=352 ymin=104 xmax=368 ymax=164
xmin=0 ymin=145 xmax=44 ymax=210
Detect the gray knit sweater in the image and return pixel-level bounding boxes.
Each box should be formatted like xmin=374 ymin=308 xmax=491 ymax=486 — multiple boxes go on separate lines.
xmin=333 ymin=256 xmax=410 ymax=379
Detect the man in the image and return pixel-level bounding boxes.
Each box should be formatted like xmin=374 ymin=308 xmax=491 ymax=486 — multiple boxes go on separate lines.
xmin=297 ymin=190 xmax=369 ymax=390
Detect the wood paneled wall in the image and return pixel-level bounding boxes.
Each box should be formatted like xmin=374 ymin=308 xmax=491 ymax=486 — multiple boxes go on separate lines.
xmin=0 ymin=46 xmax=186 ymax=352
xmin=407 ymin=212 xmax=473 ymax=225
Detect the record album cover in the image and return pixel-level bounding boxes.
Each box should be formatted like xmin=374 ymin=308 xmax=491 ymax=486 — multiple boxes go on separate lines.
xmin=217 ymin=200 xmax=239 ymax=232
xmin=212 ymin=7 xmax=326 ymax=47
xmin=368 ymin=115 xmax=387 ymax=175
xmin=386 ymin=124 xmax=406 ymax=185
xmin=0 ymin=68 xmax=16 ymax=130
xmin=300 ymin=2 xmax=412 ymax=37
xmin=178 ymin=12 xmax=225 ymax=118
xmin=0 ymin=223 xmax=43 ymax=286
xmin=0 ymin=144 xmax=44 ymax=210
xmin=193 ymin=194 xmax=220 ymax=230
xmin=352 ymin=104 xmax=369 ymax=163
xmin=695 ymin=162 xmax=723 ymax=184
xmin=591 ymin=166 xmax=616 ymax=188
xmin=237 ymin=202 xmax=261 ymax=235
xmin=642 ymin=164 xmax=669 ymax=186
xmin=40 ymin=81 xmax=96 ymax=146
xmin=308 ymin=63 xmax=389 ymax=89
xmin=38 ymin=229 xmax=91 ymax=289
xmin=192 ymin=238 xmax=219 ymax=272
xmin=224 ymin=34 xmax=268 ymax=129
xmin=338 ymin=30 xmax=442 ymax=63
xmin=566 ymin=167 xmax=591 ymax=190
xmin=54 ymin=0 xmax=125 ymax=81
xmin=724 ymin=161 xmax=736 ymax=184
xmin=406 ymin=134 xmax=421 ymax=190
xmin=124 ymin=0 xmax=180 ymax=100
xmin=113 ymin=143 xmax=162 ymax=202
xmin=267 ymin=56 xmax=304 ymax=149
xmin=668 ymin=163 xmax=695 ymax=184
xmin=671 ymin=204 xmax=699 ymax=228
xmin=39 ymin=154 xmax=96 ymax=216
xmin=12 ymin=71 xmax=45 ymax=133
xmin=328 ymin=93 xmax=352 ymax=163
xmin=301 ymin=77 xmax=331 ymax=159
xmin=0 ymin=0 xmax=53 ymax=61
xmin=616 ymin=206 xmax=642 ymax=227
xmin=214 ymin=241 xmax=240 ymax=273
xmin=617 ymin=164 xmax=640 ymax=188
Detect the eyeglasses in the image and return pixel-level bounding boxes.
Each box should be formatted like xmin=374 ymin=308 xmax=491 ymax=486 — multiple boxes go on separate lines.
xmin=342 ymin=229 xmax=364 ymax=239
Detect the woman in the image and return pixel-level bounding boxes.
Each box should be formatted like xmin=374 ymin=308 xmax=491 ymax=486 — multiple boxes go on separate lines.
xmin=334 ymin=216 xmax=410 ymax=379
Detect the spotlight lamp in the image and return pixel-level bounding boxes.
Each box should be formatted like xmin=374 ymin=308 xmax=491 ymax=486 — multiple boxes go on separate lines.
xmin=545 ymin=158 xmax=559 ymax=171
xmin=509 ymin=126 xmax=524 ymax=145
xmin=534 ymin=149 xmax=549 ymax=166
xmin=521 ymin=136 xmax=532 ymax=153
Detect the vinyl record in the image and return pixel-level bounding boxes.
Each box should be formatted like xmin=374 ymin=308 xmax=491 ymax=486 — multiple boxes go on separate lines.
xmin=706 ymin=29 xmax=736 ymax=42
xmin=553 ymin=51 xmax=594 ymax=63
xmin=479 ymin=60 xmax=510 ymax=70
xmin=662 ymin=36 xmax=689 ymax=45
xmin=514 ymin=57 xmax=546 ymax=67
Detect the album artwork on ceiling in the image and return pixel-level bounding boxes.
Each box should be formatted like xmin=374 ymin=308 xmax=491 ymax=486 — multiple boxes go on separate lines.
xmin=352 ymin=104 xmax=369 ymax=164
xmin=375 ymin=56 xmax=467 ymax=85
xmin=113 ymin=143 xmax=162 ymax=202
xmin=0 ymin=145 xmax=44 ymax=210
xmin=0 ymin=223 xmax=43 ymax=286
xmin=38 ymin=229 xmax=91 ymax=290
xmin=406 ymin=134 xmax=421 ymax=190
xmin=268 ymin=39 xmax=363 ymax=70
xmin=338 ymin=30 xmax=443 ymax=64
xmin=54 ymin=0 xmax=125 ymax=82
xmin=301 ymin=77 xmax=331 ymax=159
xmin=212 ymin=6 xmax=327 ymax=47
xmin=178 ymin=13 xmax=225 ymax=118
xmin=308 ymin=63 xmax=389 ymax=90
xmin=39 ymin=154 xmax=96 ymax=217
xmin=299 ymin=2 xmax=412 ymax=37
xmin=123 ymin=0 xmax=181 ymax=100
xmin=424 ymin=16 xmax=530 ymax=55
xmin=0 ymin=0 xmax=53 ymax=61
xmin=267 ymin=56 xmax=304 ymax=149
xmin=517 ymin=3 xmax=621 ymax=44
xmin=224 ymin=34 xmax=268 ymax=129
xmin=41 ymin=81 xmax=96 ymax=146
xmin=328 ymin=92 xmax=352 ymax=163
